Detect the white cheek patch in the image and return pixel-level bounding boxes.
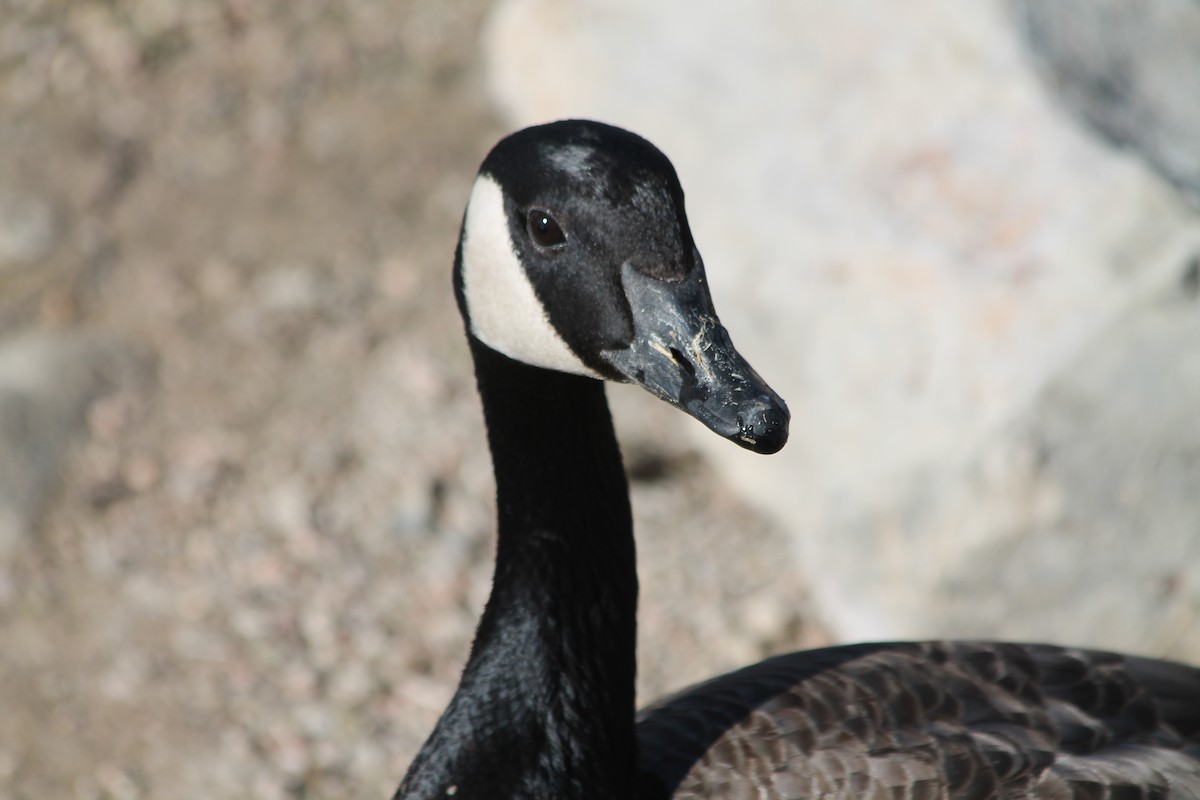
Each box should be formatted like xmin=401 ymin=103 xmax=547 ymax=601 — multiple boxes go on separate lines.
xmin=460 ymin=175 xmax=602 ymax=379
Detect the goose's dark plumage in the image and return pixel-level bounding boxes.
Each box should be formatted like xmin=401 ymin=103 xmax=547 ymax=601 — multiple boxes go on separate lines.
xmin=395 ymin=119 xmax=1200 ymax=800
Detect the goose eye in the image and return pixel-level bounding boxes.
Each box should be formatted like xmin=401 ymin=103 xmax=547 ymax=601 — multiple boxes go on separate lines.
xmin=526 ymin=209 xmax=566 ymax=248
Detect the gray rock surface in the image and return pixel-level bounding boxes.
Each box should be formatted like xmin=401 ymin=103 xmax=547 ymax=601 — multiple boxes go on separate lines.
xmin=1011 ymin=0 xmax=1200 ymax=200
xmin=485 ymin=0 xmax=1200 ymax=659
xmin=824 ymin=273 xmax=1200 ymax=651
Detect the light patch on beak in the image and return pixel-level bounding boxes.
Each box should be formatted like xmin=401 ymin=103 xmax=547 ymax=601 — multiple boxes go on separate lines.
xmin=460 ymin=176 xmax=602 ymax=379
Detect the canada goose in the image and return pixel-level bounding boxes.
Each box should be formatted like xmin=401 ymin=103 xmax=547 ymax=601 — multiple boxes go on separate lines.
xmin=395 ymin=120 xmax=1200 ymax=800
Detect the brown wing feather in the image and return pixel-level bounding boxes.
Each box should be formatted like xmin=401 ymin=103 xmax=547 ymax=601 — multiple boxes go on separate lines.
xmin=634 ymin=642 xmax=1200 ymax=800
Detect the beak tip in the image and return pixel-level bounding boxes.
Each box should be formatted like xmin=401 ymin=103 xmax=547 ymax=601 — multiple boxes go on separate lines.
xmin=734 ymin=398 xmax=790 ymax=455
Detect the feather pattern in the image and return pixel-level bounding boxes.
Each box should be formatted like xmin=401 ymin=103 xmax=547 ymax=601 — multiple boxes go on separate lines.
xmin=637 ymin=642 xmax=1200 ymax=799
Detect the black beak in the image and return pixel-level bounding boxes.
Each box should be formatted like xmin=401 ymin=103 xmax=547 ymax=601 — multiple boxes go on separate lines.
xmin=599 ymin=264 xmax=789 ymax=455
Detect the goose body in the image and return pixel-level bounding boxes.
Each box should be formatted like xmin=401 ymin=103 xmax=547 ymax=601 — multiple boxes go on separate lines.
xmin=395 ymin=120 xmax=1200 ymax=800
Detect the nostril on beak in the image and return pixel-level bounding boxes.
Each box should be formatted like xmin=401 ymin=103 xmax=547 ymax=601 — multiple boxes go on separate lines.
xmin=668 ymin=346 xmax=696 ymax=378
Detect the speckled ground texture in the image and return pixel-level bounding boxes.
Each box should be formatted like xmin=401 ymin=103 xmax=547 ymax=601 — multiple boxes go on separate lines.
xmin=0 ymin=3 xmax=822 ymax=798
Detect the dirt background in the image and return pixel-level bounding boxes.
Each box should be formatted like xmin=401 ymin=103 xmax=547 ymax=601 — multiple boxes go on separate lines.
xmin=0 ymin=3 xmax=824 ymax=798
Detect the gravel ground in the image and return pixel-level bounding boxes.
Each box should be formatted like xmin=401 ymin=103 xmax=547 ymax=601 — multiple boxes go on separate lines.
xmin=0 ymin=3 xmax=822 ymax=798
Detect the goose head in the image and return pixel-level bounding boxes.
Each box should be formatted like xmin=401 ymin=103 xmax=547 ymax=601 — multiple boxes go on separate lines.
xmin=455 ymin=119 xmax=789 ymax=454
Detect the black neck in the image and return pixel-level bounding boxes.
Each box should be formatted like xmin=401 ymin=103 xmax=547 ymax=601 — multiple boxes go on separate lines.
xmin=396 ymin=337 xmax=638 ymax=800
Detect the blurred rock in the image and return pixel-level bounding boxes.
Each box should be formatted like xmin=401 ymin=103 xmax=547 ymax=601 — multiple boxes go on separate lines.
xmin=1011 ymin=0 xmax=1200 ymax=200
xmin=825 ymin=269 xmax=1200 ymax=655
xmin=484 ymin=0 xmax=1200 ymax=658
xmin=0 ymin=188 xmax=58 ymax=272
xmin=0 ymin=331 xmax=148 ymax=572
